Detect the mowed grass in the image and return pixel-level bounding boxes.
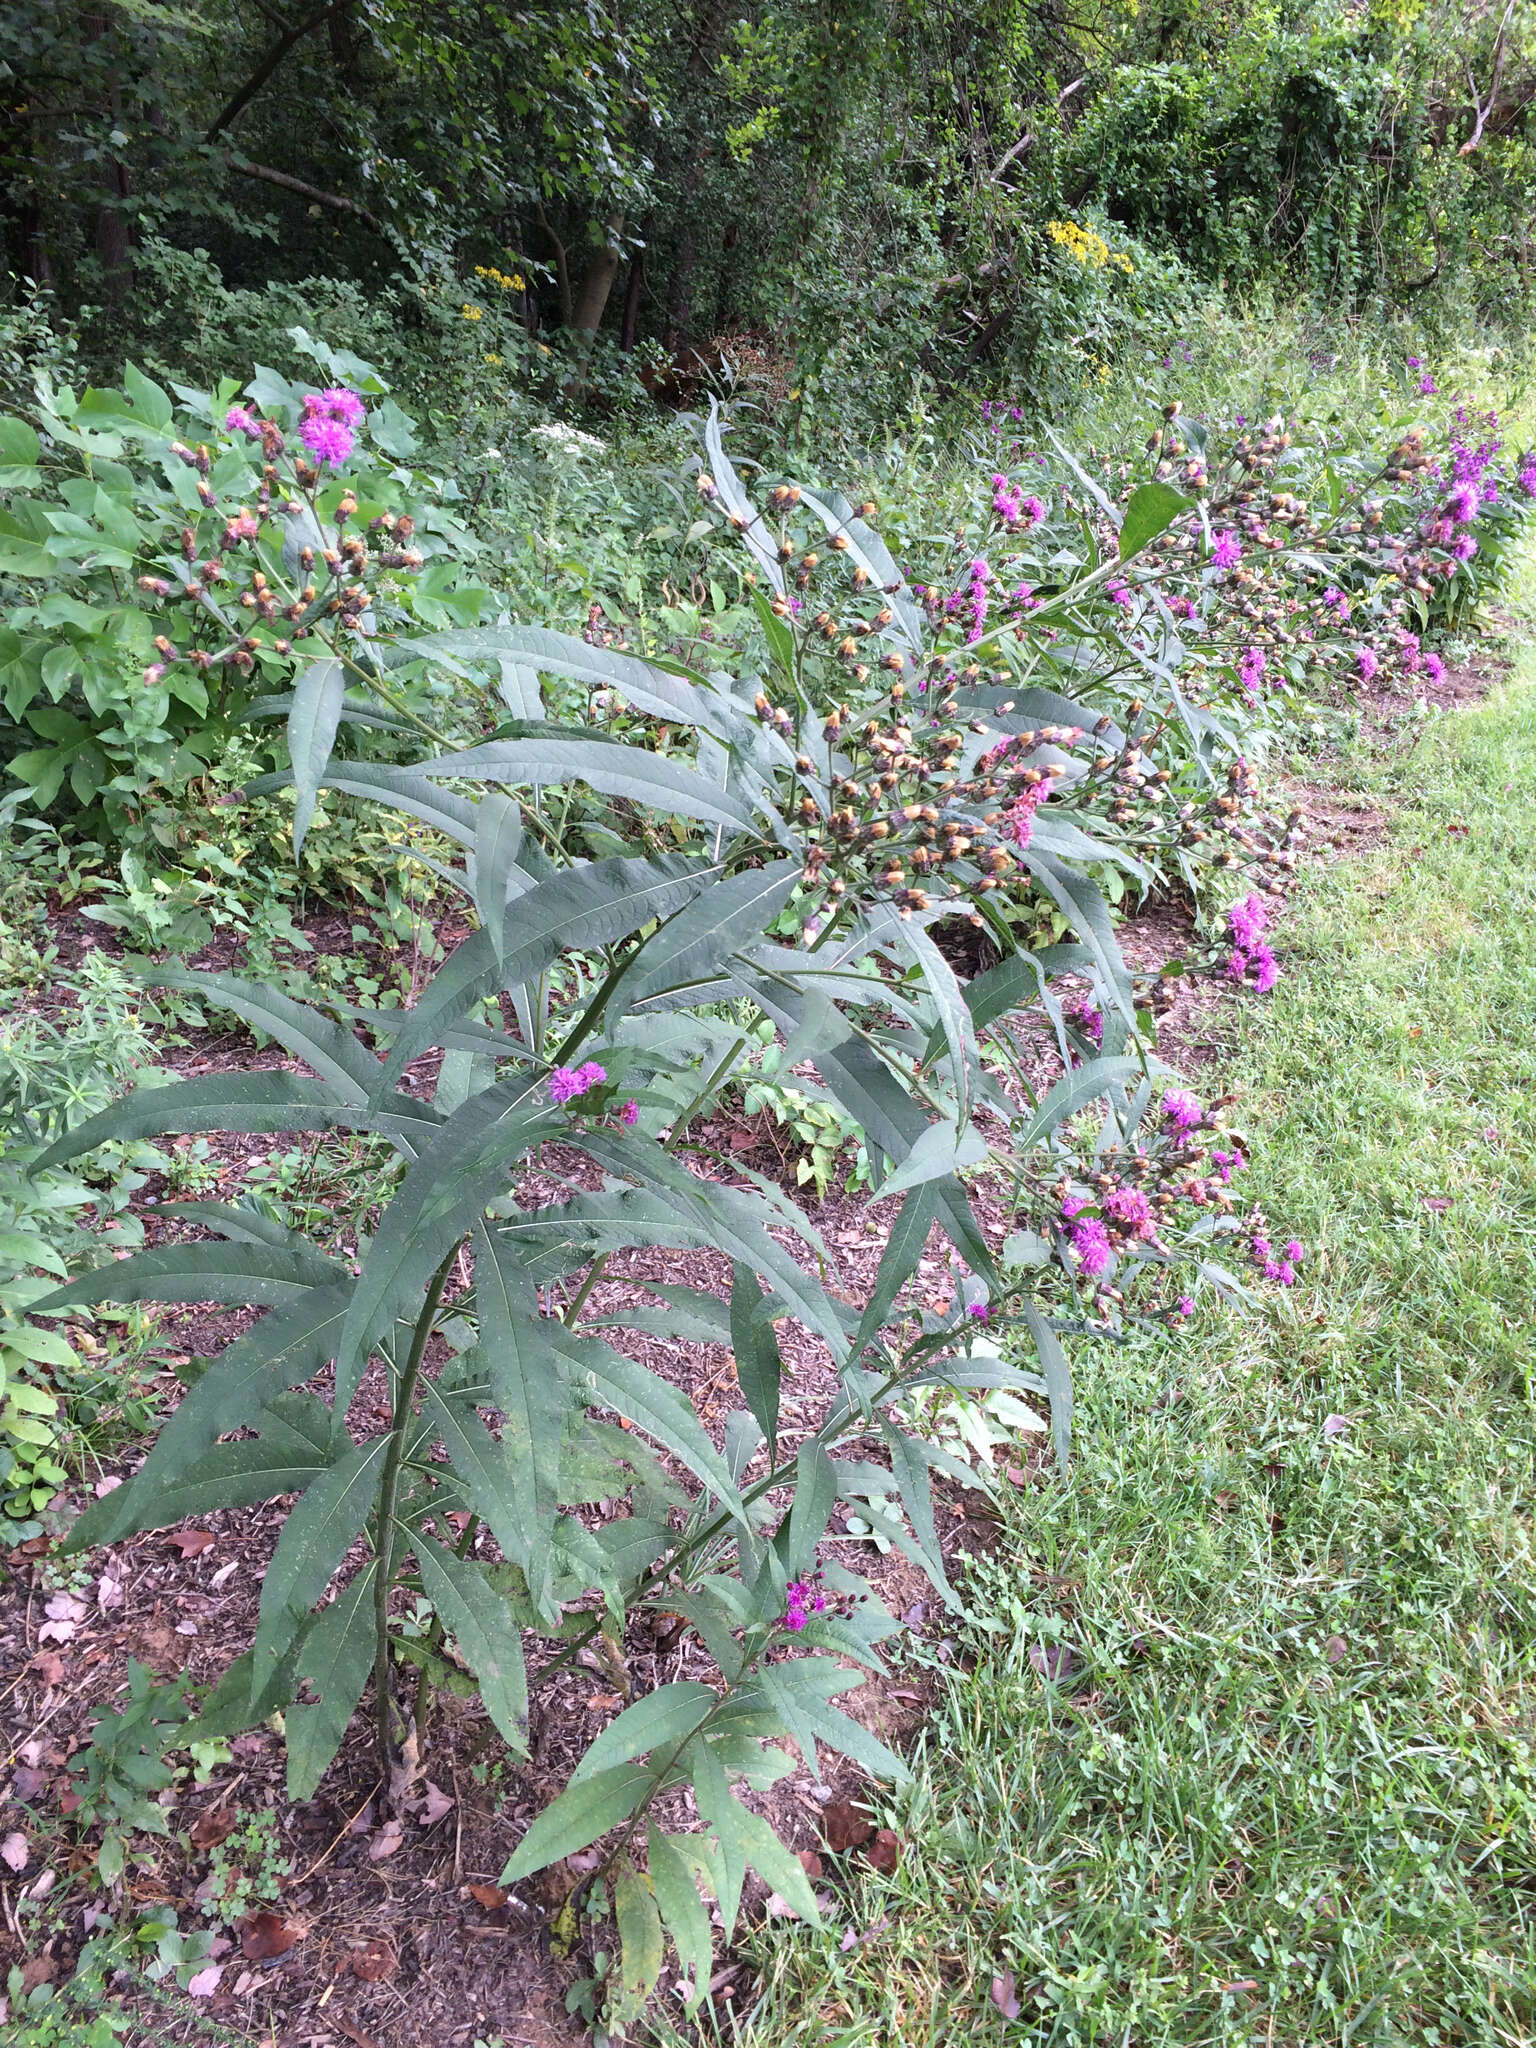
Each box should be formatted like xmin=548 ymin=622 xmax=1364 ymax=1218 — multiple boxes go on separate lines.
xmin=716 ymin=664 xmax=1536 ymax=2047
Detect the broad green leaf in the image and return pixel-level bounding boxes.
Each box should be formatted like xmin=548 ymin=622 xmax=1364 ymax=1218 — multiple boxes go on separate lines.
xmin=29 ymin=1239 xmax=344 ymax=1315
xmin=750 ymin=1661 xmax=911 ymax=1784
xmin=406 ymin=625 xmax=725 ymax=733
xmin=1021 ymin=848 xmax=1135 ymax=1023
xmin=469 ymin=791 xmax=529 ymax=936
xmin=411 ymin=1532 xmax=529 ymax=1754
xmin=572 ymin=1336 xmax=745 ymax=1521
xmin=417 ymin=1379 xmax=541 ymax=1581
xmin=244 ymin=760 xmax=479 ymax=848
xmin=873 ymin=1120 xmax=988 ymax=1203
xmin=879 ymin=1419 xmax=958 ymax=1609
xmin=730 ymin=1265 xmax=780 ymax=1456
xmin=413 ymin=733 xmax=764 ymax=838
xmin=499 ymin=1763 xmax=656 ymax=1882
xmin=332 ymin=1076 xmax=558 ymax=1421
xmin=287 ymin=657 xmax=346 ymax=855
xmin=647 ymin=1827 xmax=713 ymax=2010
xmin=786 ymin=1442 xmax=837 ymax=1572
xmin=703 ymin=400 xmax=784 ymax=597
xmin=1013 ymin=1054 xmax=1143 ymax=1151
xmin=749 ymin=587 xmax=797 ymax=685
xmin=604 ymin=861 xmax=800 ymax=1014
xmin=87 ymin=1438 xmax=330 ymax=1544
xmin=30 ymin=1074 xmax=358 ymax=1175
xmin=1022 ymin=1299 xmax=1073 ymax=1470
xmin=1119 ymin=480 xmax=1194 ymax=560
xmin=152 ymin=971 xmax=379 ymax=1105
xmin=471 ymin=1221 xmax=567 ymax=1617
xmin=285 ymin=1563 xmax=377 ymax=1799
xmin=698 ymin=1782 xmax=819 ymax=1924
xmin=64 ymin=1282 xmax=354 ymax=1552
xmin=571 ymin=1683 xmax=717 ymax=1785
xmin=612 ymin=1862 xmax=665 ymax=2016
xmin=851 ymin=1180 xmax=941 ymax=1359
xmin=252 ymin=1436 xmax=389 ymax=1686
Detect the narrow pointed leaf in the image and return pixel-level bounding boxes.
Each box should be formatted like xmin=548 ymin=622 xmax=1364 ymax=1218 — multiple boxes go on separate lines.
xmin=729 ymin=1264 xmax=780 ymax=1455
xmin=287 ymin=656 xmax=345 ymax=854
xmin=472 ymin=1221 xmax=567 ymax=1615
xmin=414 ymin=734 xmax=762 ymax=836
xmin=30 ymin=1239 xmax=344 ymax=1316
xmin=285 ymin=1563 xmax=377 ymax=1800
xmin=499 ymin=1764 xmax=656 ymax=1883
xmin=253 ymin=1436 xmax=388 ymax=1685
xmin=244 ymin=760 xmax=479 ymax=848
xmin=879 ymin=1419 xmax=958 ymax=1610
xmin=613 ymin=1862 xmax=665 ymax=2014
xmin=411 ymin=1532 xmax=529 ymax=1754
xmin=152 ymin=971 xmax=378 ymax=1104
xmin=1022 ymin=1299 xmax=1073 ymax=1470
xmin=571 ymin=1683 xmax=717 ymax=1784
xmin=647 ymin=1827 xmax=714 ymax=2010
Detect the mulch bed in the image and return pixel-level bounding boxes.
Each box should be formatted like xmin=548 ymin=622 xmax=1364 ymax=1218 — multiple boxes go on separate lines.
xmin=0 ymin=644 xmax=1504 ymax=2044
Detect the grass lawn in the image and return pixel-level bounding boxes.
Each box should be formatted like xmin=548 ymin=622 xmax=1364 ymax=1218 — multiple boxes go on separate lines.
xmin=720 ymin=658 xmax=1536 ymax=2047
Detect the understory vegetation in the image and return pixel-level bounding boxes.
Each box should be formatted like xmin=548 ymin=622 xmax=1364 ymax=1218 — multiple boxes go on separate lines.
xmin=3 ymin=6 xmax=1536 ymax=2044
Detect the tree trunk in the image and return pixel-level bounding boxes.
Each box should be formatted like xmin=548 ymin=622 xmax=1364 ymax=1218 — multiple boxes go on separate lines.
xmin=571 ymin=214 xmax=624 ymax=335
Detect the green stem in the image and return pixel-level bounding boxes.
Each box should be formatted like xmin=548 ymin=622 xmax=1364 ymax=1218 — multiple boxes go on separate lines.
xmin=373 ymin=1247 xmax=458 ymax=1774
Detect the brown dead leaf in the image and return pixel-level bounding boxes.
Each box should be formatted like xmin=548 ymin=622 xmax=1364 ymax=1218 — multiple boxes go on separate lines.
xmin=2 ymin=1831 xmax=29 ymax=1873
xmin=797 ymin=1849 xmax=824 ymax=1880
xmin=585 ymin=1693 xmax=622 ymax=1711
xmin=26 ymin=1651 xmax=64 ymax=1686
xmin=190 ymin=1806 xmax=239 ymax=1851
xmin=864 ymin=1828 xmax=902 ymax=1874
xmin=237 ymin=1911 xmax=300 ymax=1961
xmin=821 ymin=1798 xmax=874 ymax=1854
xmin=417 ymin=1780 xmax=454 ymax=1826
xmin=18 ymin=1953 xmax=57 ymax=1994
xmin=368 ymin=1820 xmax=405 ymax=1862
xmin=1324 ymin=1635 xmax=1348 ymax=1664
xmin=466 ymin=1883 xmax=508 ymax=1908
xmin=348 ymin=1939 xmax=397 ymax=1982
xmin=990 ymin=1970 xmax=1023 ymax=2020
xmin=165 ymin=1530 xmax=216 ymax=1559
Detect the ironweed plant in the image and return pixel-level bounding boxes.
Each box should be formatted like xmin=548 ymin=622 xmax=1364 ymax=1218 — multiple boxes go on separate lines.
xmin=21 ymin=380 xmax=1527 ymax=2028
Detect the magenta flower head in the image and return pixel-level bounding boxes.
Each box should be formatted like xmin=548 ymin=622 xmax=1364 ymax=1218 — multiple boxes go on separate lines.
xmin=1162 ymin=1090 xmax=1203 ymax=1131
xmin=225 ymin=404 xmax=261 ymax=439
xmin=298 ymin=414 xmax=354 ymax=467
xmin=548 ymin=1060 xmax=606 ymax=1105
xmin=1445 ymin=481 xmax=1480 ymax=524
xmin=620 ymin=1098 xmax=639 ymax=1126
xmin=1176 ymin=1296 xmax=1195 ymax=1317
xmin=1356 ymin=646 xmax=1379 ymax=682
xmin=1211 ymin=531 xmax=1241 ymax=570
xmin=1423 ymin=651 xmax=1446 ymax=685
xmin=319 ymin=386 xmax=366 ymax=429
xmin=1419 ymin=373 xmax=1438 ymax=395
xmin=1067 ymin=1213 xmax=1113 ymax=1276
xmin=967 ymin=1301 xmax=990 ymax=1322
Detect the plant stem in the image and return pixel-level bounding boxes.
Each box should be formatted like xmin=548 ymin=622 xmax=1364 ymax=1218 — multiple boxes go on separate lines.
xmin=373 ymin=1247 xmax=458 ymax=1775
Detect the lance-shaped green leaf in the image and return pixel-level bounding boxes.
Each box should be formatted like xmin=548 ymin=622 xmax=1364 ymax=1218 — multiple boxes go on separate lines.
xmin=151 ymin=970 xmax=380 ymax=1104
xmin=500 ymin=1763 xmax=657 ymax=1883
xmin=785 ymin=1442 xmax=837 ymax=1573
xmin=286 ymin=656 xmax=345 ymax=855
xmin=749 ymin=1660 xmax=912 ymax=1784
xmin=1022 ymin=1299 xmax=1073 ymax=1470
xmin=331 ymin=1076 xmax=560 ymax=1423
xmin=252 ymin=1436 xmax=389 ymax=1689
xmin=612 ymin=1861 xmax=665 ymax=2018
xmin=412 ymin=733 xmax=764 ymax=838
xmin=82 ymin=1438 xmax=330 ymax=1546
xmin=285 ymin=1563 xmax=377 ymax=1800
xmin=1021 ymin=847 xmax=1135 ymax=1024
xmin=602 ymin=861 xmax=800 ymax=1014
xmin=244 ymin=760 xmax=479 ymax=848
xmin=749 ymin=586 xmax=797 ymax=686
xmin=692 ymin=1764 xmax=820 ymax=1926
xmin=64 ymin=1282 xmax=354 ymax=1552
xmin=647 ymin=1827 xmax=714 ymax=2011
xmin=703 ymin=400 xmax=784 ymax=597
xmin=151 ymin=1202 xmax=318 ymax=1252
xmin=468 ymin=791 xmax=531 ymax=937
xmin=244 ymin=689 xmax=416 ymax=738
xmin=29 ymin=1238 xmax=344 ymax=1316
xmin=1119 ymin=480 xmax=1195 ymax=560
xmin=417 ymin=1379 xmax=539 ymax=1581
xmin=879 ymin=1418 xmax=959 ymax=1610
xmin=571 ymin=1683 xmax=718 ymax=1785
xmin=380 ymin=855 xmax=707 ymax=1090
xmin=1013 ymin=1054 xmax=1144 ymax=1152
xmin=411 ymin=1531 xmax=529 ymax=1754
xmin=31 ymin=1074 xmax=351 ymax=1175
xmin=568 ymin=1334 xmax=744 ymax=1522
xmin=851 ymin=1179 xmax=942 ymax=1360
xmin=472 ymin=1221 xmax=567 ymax=1617
xmin=874 ymin=1120 xmax=988 ymax=1204
xmin=404 ymin=624 xmax=735 ymax=737
xmin=799 ymin=486 xmax=925 ymax=652
xmin=873 ymin=907 xmax=980 ymax=1121
xmin=729 ymin=1264 xmax=781 ymax=1455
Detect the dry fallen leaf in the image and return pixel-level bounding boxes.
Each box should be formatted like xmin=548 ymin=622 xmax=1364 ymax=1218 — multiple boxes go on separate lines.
xmin=417 ymin=1780 xmax=454 ymax=1826
xmin=190 ymin=1806 xmax=239 ymax=1851
xmin=349 ymin=1938 xmax=397 ymax=1982
xmin=466 ymin=1883 xmax=508 ymax=1909
xmin=237 ymin=1911 xmax=300 ymax=1961
xmin=1 ymin=1832 xmax=29 ymax=1873
xmin=821 ymin=1797 xmax=874 ymax=1854
xmin=186 ymin=1963 xmax=223 ymax=1998
xmin=990 ymin=1970 xmax=1023 ymax=2020
xmin=165 ymin=1530 xmax=216 ymax=1559
xmin=1325 ymin=1635 xmax=1349 ymax=1664
xmin=1028 ymin=1642 xmax=1074 ymax=1683
xmin=797 ymin=1849 xmax=824 ymax=1880
xmin=368 ymin=1820 xmax=405 ymax=1862
xmin=864 ymin=1828 xmax=902 ymax=1874
xmin=27 ymin=1652 xmax=64 ymax=1687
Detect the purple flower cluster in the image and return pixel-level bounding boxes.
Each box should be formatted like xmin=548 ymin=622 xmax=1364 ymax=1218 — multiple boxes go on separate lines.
xmin=298 ymin=386 xmax=366 ymax=468
xmin=1239 ymin=646 xmax=1266 ymax=697
xmin=1252 ymin=1233 xmax=1304 ymax=1285
xmin=548 ymin=1060 xmax=606 ymax=1104
xmin=1068 ymin=998 xmax=1103 ymax=1046
xmin=991 ymin=473 xmax=1045 ymax=530
xmin=1356 ymin=646 xmax=1379 ymax=682
xmin=225 ymin=404 xmax=262 ymax=440
xmin=782 ymin=1579 xmax=827 ymax=1633
xmin=1210 ymin=531 xmax=1242 ymax=571
xmin=1226 ymin=893 xmax=1277 ymax=994
xmin=1162 ymin=1090 xmax=1203 ymax=1131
